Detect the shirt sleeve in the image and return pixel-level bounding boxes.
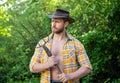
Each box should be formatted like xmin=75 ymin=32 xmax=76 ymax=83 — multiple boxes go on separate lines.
xmin=75 ymin=40 xmax=92 ymax=70
xmin=29 ymin=41 xmax=44 ymax=72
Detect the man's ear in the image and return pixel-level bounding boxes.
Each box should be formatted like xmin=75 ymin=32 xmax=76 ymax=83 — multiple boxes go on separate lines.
xmin=64 ymin=21 xmax=69 ymax=28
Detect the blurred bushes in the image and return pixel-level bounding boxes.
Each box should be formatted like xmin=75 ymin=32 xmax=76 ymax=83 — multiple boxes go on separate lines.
xmin=0 ymin=0 xmax=119 ymax=83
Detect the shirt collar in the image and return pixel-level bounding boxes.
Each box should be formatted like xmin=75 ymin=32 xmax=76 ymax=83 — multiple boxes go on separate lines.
xmin=48 ymin=32 xmax=72 ymax=42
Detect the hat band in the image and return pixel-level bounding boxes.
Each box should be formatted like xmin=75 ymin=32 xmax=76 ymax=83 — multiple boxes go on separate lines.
xmin=54 ymin=13 xmax=69 ymax=17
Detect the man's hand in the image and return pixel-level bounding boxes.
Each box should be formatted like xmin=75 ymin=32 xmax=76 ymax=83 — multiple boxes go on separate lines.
xmin=58 ymin=73 xmax=70 ymax=83
xmin=46 ymin=55 xmax=59 ymax=68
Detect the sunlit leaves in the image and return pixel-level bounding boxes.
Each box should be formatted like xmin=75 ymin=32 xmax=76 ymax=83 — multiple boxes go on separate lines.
xmin=0 ymin=7 xmax=12 ymax=36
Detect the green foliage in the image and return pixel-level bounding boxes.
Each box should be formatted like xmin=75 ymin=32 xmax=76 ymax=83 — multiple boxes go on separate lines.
xmin=0 ymin=0 xmax=120 ymax=83
xmin=79 ymin=0 xmax=120 ymax=82
xmin=0 ymin=7 xmax=12 ymax=36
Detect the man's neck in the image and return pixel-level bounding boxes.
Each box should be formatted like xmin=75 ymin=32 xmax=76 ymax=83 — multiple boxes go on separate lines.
xmin=53 ymin=31 xmax=66 ymax=41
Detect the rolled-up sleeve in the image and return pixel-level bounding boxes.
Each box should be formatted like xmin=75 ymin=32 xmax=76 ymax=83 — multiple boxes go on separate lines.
xmin=29 ymin=42 xmax=43 ymax=72
xmin=75 ymin=41 xmax=92 ymax=70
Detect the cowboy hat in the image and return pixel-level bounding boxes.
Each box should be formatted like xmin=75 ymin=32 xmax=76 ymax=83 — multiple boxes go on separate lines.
xmin=47 ymin=9 xmax=75 ymax=24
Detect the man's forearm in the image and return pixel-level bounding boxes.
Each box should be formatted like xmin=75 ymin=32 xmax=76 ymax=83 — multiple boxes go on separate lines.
xmin=31 ymin=62 xmax=49 ymax=73
xmin=69 ymin=66 xmax=92 ymax=80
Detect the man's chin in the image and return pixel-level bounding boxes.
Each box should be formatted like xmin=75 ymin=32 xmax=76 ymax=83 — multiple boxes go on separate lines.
xmin=52 ymin=29 xmax=64 ymax=34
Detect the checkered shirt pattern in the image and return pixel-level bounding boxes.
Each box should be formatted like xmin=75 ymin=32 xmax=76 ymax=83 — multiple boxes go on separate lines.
xmin=29 ymin=33 xmax=92 ymax=83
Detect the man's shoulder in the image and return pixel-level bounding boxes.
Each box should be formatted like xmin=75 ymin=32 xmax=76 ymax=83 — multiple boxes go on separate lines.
xmin=67 ymin=34 xmax=83 ymax=47
xmin=36 ymin=35 xmax=50 ymax=47
xmin=68 ymin=34 xmax=80 ymax=42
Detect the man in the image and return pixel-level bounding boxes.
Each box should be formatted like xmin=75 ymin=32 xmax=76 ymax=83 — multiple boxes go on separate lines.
xmin=29 ymin=9 xmax=92 ymax=83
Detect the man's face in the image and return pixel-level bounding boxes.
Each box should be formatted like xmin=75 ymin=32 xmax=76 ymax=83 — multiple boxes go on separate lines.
xmin=51 ymin=18 xmax=68 ymax=34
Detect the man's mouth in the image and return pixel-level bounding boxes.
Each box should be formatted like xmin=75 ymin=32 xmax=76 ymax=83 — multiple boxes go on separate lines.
xmin=52 ymin=27 xmax=57 ymax=29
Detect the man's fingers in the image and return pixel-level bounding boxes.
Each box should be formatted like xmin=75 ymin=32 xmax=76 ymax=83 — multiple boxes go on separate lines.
xmin=47 ymin=56 xmax=59 ymax=67
xmin=58 ymin=73 xmax=68 ymax=82
xmin=51 ymin=56 xmax=59 ymax=64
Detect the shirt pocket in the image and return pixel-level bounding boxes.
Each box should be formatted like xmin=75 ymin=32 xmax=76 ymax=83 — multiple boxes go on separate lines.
xmin=63 ymin=48 xmax=78 ymax=73
xmin=63 ymin=48 xmax=77 ymax=64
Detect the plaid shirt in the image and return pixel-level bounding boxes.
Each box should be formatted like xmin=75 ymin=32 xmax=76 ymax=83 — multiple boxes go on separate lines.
xmin=29 ymin=33 xmax=92 ymax=83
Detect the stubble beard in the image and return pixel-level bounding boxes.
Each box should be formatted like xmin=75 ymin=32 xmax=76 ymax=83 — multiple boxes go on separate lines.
xmin=52 ymin=27 xmax=64 ymax=34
